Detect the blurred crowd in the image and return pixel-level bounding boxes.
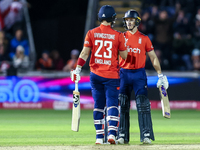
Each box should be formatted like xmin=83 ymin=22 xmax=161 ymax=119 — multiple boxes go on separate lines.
xmin=0 ymin=0 xmax=28 ymax=74
xmin=35 ymin=49 xmax=79 ymax=72
xmin=0 ymin=0 xmax=80 ymax=74
xmin=141 ymin=0 xmax=200 ymax=71
xmin=1 ymin=0 xmax=200 ymax=75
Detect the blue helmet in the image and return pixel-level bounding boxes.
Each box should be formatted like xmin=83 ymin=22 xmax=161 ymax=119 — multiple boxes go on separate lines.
xmin=98 ymin=5 xmax=116 ymax=23
xmin=123 ymin=9 xmax=141 ymax=29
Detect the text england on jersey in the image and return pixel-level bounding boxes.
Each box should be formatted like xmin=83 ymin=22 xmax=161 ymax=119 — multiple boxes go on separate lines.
xmin=95 ymin=58 xmax=111 ymax=65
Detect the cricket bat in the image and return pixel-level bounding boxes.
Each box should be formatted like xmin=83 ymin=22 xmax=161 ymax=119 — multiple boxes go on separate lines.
xmin=71 ymin=81 xmax=80 ymax=131
xmin=159 ymin=85 xmax=170 ymax=119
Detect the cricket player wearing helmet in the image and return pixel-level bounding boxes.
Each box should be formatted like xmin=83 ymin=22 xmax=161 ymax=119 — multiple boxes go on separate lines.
xmin=117 ymin=9 xmax=169 ymax=144
xmin=70 ymin=5 xmax=127 ymax=144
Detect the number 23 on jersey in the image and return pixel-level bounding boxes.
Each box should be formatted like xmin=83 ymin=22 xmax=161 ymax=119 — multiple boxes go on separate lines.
xmin=94 ymin=40 xmax=112 ymax=59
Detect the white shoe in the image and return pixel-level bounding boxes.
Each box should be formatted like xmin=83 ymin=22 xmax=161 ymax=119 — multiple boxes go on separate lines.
xmin=143 ymin=138 xmax=151 ymax=144
xmin=117 ymin=138 xmax=124 ymax=144
xmin=95 ymin=138 xmax=103 ymax=144
xmin=108 ymin=134 xmax=116 ymax=144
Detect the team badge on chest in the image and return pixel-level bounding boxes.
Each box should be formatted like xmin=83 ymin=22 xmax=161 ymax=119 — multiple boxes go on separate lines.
xmin=138 ymin=37 xmax=142 ymax=44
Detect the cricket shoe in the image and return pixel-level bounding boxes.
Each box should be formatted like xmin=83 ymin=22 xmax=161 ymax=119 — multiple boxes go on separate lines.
xmin=107 ymin=134 xmax=116 ymax=144
xmin=117 ymin=138 xmax=124 ymax=144
xmin=143 ymin=138 xmax=151 ymax=144
xmin=95 ymin=138 xmax=103 ymax=144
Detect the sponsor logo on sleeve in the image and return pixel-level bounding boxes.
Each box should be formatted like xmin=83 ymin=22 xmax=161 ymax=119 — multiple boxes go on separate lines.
xmin=84 ymin=41 xmax=89 ymax=44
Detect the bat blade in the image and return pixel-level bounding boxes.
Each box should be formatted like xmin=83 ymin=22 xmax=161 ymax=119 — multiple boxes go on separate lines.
xmin=71 ymin=90 xmax=80 ymax=131
xmin=159 ymin=85 xmax=170 ymax=119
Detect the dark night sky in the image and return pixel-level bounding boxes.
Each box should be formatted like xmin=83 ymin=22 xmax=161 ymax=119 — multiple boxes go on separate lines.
xmin=26 ymin=0 xmax=88 ymax=62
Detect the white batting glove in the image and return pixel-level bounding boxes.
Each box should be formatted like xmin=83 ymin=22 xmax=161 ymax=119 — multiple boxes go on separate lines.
xmin=70 ymin=67 xmax=81 ymax=82
xmin=157 ymin=74 xmax=169 ymax=89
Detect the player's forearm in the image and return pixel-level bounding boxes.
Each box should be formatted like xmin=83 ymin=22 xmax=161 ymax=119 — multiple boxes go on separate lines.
xmin=119 ymin=50 xmax=128 ymax=60
xmin=77 ymin=47 xmax=91 ymax=68
xmin=79 ymin=50 xmax=88 ymax=62
xmin=150 ymin=57 xmax=162 ymax=74
xmin=76 ymin=52 xmax=88 ymax=69
xmin=77 ymin=54 xmax=87 ymax=69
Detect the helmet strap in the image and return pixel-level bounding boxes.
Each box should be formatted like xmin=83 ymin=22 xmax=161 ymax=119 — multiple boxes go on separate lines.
xmin=111 ymin=20 xmax=116 ymax=27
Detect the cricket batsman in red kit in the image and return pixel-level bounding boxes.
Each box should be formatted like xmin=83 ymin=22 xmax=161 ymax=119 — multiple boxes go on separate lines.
xmin=70 ymin=5 xmax=127 ymax=144
xmin=117 ymin=9 xmax=169 ymax=144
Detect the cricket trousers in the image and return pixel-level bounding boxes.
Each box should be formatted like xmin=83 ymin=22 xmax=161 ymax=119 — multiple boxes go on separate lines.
xmin=90 ymin=72 xmax=119 ymax=139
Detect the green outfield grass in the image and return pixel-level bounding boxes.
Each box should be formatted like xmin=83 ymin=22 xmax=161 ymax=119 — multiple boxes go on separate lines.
xmin=0 ymin=109 xmax=200 ymax=146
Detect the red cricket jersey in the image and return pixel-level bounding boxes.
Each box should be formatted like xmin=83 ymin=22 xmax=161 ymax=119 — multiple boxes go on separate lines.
xmin=119 ymin=30 xmax=153 ymax=69
xmin=84 ymin=24 xmax=126 ymax=79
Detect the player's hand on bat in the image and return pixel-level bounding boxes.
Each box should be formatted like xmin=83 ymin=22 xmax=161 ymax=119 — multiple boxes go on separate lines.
xmin=157 ymin=74 xmax=169 ymax=89
xmin=70 ymin=67 xmax=81 ymax=82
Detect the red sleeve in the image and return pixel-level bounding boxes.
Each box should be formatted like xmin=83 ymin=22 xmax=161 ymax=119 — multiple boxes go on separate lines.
xmin=145 ymin=36 xmax=154 ymax=52
xmin=84 ymin=30 xmax=92 ymax=48
xmin=118 ymin=33 xmax=126 ymax=51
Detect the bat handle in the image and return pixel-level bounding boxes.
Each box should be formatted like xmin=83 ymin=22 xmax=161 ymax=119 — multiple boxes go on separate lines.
xmin=75 ymin=81 xmax=79 ymax=92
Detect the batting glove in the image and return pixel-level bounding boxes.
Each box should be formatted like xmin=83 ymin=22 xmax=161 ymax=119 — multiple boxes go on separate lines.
xmin=157 ymin=74 xmax=169 ymax=89
xmin=70 ymin=67 xmax=81 ymax=82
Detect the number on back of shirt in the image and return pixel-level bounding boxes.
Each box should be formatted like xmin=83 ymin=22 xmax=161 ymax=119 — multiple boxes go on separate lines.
xmin=95 ymin=40 xmax=112 ymax=58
